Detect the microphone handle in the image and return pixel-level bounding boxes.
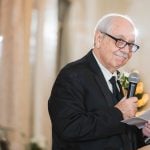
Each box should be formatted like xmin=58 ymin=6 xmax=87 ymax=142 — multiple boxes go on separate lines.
xmin=127 ymin=82 xmax=137 ymax=98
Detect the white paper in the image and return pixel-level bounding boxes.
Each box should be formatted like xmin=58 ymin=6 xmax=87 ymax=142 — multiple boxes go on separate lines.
xmin=121 ymin=109 xmax=150 ymax=129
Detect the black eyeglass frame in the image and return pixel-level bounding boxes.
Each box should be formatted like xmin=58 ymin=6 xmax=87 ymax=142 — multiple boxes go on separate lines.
xmin=101 ymin=32 xmax=140 ymax=52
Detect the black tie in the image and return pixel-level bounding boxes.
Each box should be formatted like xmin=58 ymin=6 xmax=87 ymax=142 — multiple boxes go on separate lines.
xmin=109 ymin=76 xmax=121 ymax=102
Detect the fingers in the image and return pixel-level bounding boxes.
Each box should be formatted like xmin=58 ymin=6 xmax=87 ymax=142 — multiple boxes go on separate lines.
xmin=142 ymin=122 xmax=150 ymax=137
xmin=120 ymin=96 xmax=138 ymax=103
xmin=145 ymin=122 xmax=150 ymax=129
xmin=131 ymin=97 xmax=138 ymax=103
xmin=115 ymin=97 xmax=138 ymax=120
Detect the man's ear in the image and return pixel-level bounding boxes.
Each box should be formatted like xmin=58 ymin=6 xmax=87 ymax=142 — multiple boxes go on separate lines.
xmin=94 ymin=31 xmax=103 ymax=48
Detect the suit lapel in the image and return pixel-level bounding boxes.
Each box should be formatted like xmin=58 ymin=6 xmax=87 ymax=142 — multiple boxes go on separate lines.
xmin=86 ymin=50 xmax=114 ymax=107
xmin=94 ymin=75 xmax=114 ymax=107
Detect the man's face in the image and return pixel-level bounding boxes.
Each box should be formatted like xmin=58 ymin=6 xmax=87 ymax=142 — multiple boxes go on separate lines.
xmin=95 ymin=18 xmax=137 ymax=73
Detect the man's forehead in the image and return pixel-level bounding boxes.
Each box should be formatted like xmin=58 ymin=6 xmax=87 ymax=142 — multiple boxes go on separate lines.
xmin=110 ymin=19 xmax=136 ymax=42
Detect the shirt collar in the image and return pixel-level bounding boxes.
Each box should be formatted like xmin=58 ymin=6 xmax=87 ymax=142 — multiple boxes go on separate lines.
xmin=92 ymin=51 xmax=118 ymax=82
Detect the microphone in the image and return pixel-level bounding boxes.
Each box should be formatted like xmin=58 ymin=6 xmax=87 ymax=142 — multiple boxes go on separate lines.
xmin=127 ymin=72 xmax=140 ymax=98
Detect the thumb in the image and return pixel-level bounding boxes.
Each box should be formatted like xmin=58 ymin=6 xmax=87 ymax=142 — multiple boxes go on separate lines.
xmin=120 ymin=96 xmax=126 ymax=101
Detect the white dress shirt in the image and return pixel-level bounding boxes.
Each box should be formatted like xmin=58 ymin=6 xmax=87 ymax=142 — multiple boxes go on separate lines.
xmin=92 ymin=51 xmax=119 ymax=93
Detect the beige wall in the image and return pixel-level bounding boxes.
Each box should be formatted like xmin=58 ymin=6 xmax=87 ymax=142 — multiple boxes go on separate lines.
xmin=0 ymin=0 xmax=58 ymax=149
xmin=0 ymin=0 xmax=33 ymax=149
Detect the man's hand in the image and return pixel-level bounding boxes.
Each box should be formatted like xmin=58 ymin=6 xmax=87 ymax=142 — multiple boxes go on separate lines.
xmin=142 ymin=121 xmax=150 ymax=137
xmin=115 ymin=97 xmax=138 ymax=120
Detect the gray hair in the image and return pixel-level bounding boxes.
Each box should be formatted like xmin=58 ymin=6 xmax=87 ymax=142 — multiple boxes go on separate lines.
xmin=94 ymin=13 xmax=138 ymax=37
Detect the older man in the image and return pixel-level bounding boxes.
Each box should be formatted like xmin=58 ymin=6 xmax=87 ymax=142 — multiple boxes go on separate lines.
xmin=48 ymin=13 xmax=150 ymax=150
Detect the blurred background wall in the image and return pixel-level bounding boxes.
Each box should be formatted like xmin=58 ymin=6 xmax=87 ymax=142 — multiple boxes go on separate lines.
xmin=0 ymin=0 xmax=150 ymax=149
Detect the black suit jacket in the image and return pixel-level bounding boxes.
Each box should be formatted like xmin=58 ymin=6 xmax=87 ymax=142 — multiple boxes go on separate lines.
xmin=48 ymin=50 xmax=145 ymax=150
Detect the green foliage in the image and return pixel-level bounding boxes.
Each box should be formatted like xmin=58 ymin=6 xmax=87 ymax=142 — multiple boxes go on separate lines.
xmin=119 ymin=73 xmax=129 ymax=89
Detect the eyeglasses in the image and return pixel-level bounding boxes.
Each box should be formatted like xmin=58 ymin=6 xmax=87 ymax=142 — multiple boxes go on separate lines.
xmin=101 ymin=32 xmax=140 ymax=52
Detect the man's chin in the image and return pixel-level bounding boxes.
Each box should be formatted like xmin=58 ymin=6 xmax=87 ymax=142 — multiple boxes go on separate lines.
xmin=116 ymin=63 xmax=126 ymax=69
xmin=115 ymin=61 xmax=126 ymax=69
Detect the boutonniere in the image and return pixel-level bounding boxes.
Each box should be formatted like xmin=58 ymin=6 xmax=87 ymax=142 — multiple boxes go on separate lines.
xmin=118 ymin=71 xmax=149 ymax=108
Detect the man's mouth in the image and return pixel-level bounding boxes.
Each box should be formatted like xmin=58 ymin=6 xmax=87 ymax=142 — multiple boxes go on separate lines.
xmin=114 ymin=51 xmax=128 ymax=60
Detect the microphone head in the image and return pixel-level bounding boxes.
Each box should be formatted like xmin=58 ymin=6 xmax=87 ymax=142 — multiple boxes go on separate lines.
xmin=128 ymin=72 xmax=140 ymax=83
